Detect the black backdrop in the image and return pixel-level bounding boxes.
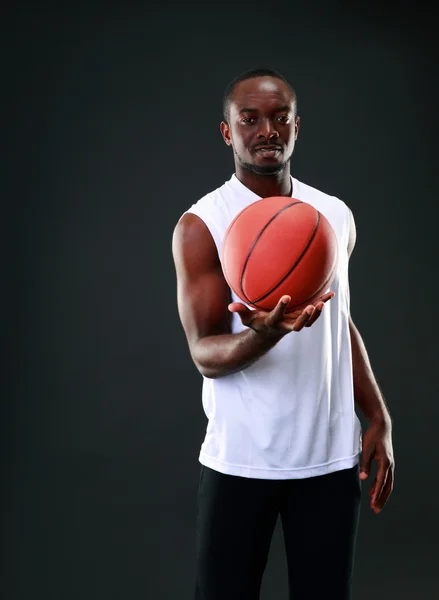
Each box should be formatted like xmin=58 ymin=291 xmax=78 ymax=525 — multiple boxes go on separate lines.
xmin=4 ymin=2 xmax=438 ymax=599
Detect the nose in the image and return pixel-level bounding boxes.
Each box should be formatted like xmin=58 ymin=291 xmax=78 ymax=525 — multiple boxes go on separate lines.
xmin=257 ymin=118 xmax=279 ymax=141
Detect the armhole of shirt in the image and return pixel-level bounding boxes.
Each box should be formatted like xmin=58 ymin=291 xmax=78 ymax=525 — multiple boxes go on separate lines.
xmin=184 ymin=206 xmax=222 ymax=258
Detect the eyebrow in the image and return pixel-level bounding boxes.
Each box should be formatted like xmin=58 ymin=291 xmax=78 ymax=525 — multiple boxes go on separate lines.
xmin=239 ymin=105 xmax=291 ymax=114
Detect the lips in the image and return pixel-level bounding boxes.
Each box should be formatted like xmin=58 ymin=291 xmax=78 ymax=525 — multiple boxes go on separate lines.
xmin=254 ymin=145 xmax=282 ymax=151
xmin=254 ymin=145 xmax=282 ymax=158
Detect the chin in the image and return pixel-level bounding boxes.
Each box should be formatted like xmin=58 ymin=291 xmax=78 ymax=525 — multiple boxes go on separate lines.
xmin=236 ymin=152 xmax=290 ymax=176
xmin=250 ymin=162 xmax=287 ymax=175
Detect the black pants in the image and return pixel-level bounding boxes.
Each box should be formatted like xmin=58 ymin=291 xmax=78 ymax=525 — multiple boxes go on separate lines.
xmin=194 ymin=463 xmax=361 ymax=600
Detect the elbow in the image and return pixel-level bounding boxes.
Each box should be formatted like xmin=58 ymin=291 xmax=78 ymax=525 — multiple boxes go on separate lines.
xmin=190 ymin=337 xmax=237 ymax=379
xmin=195 ymin=361 xmax=221 ymax=379
xmin=195 ymin=359 xmax=239 ymax=379
xmin=190 ymin=338 xmax=222 ymax=379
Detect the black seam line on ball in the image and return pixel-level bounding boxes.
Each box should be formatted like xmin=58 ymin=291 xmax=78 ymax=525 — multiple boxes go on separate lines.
xmin=245 ymin=208 xmax=321 ymax=304
xmin=250 ymin=246 xmax=337 ymax=312
xmin=285 ymin=253 xmax=337 ymax=311
xmin=239 ymin=201 xmax=303 ymax=304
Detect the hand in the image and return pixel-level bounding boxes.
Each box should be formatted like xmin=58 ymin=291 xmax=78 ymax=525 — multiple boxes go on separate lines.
xmin=228 ymin=291 xmax=335 ymax=338
xmin=359 ymin=419 xmax=395 ymax=514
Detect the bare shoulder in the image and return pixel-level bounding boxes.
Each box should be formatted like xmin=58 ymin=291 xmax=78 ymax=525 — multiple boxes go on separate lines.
xmin=172 ymin=212 xmax=231 ymax=344
xmin=172 ymin=212 xmax=214 ymax=249
xmin=172 ymin=212 xmax=220 ymax=275
xmin=346 ymin=206 xmax=356 ymax=258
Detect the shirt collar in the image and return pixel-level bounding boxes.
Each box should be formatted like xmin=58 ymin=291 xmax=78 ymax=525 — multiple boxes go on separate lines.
xmin=229 ymin=173 xmax=295 ymax=200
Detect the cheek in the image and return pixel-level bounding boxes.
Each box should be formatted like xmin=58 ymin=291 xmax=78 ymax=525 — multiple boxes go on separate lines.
xmin=231 ymin=132 xmax=251 ymax=153
xmin=285 ymin=132 xmax=296 ymax=147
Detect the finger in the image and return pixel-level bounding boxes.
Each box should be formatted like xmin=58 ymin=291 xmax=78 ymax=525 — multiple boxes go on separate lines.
xmin=371 ymin=466 xmax=389 ymax=510
xmin=372 ymin=460 xmax=391 ymax=506
xmin=291 ymin=306 xmax=315 ymax=332
xmin=305 ymin=301 xmax=324 ymax=327
xmin=303 ymin=291 xmax=334 ymax=328
xmin=319 ymin=291 xmax=335 ymax=303
xmin=266 ymin=296 xmax=291 ymax=326
xmin=373 ymin=467 xmax=394 ymax=513
xmin=359 ymin=446 xmax=375 ymax=480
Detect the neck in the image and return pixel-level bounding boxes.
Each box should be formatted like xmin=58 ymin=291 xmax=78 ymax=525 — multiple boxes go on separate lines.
xmin=234 ymin=164 xmax=292 ymax=198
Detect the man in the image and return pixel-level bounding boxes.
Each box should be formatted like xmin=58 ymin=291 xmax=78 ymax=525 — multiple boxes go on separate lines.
xmin=172 ymin=68 xmax=394 ymax=600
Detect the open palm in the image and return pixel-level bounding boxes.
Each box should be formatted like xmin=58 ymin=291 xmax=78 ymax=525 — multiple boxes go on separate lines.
xmin=229 ymin=291 xmax=335 ymax=335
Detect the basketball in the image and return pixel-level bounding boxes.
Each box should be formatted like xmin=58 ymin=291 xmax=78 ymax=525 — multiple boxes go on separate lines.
xmin=221 ymin=197 xmax=338 ymax=312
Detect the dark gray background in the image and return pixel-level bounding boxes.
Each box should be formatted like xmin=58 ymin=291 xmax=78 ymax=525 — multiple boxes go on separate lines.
xmin=4 ymin=2 xmax=438 ymax=599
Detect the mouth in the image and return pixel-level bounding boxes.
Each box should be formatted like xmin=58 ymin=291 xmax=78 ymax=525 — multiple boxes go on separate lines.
xmin=254 ymin=145 xmax=282 ymax=159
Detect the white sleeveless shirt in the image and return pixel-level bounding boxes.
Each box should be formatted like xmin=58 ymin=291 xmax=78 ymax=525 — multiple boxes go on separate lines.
xmin=183 ymin=174 xmax=362 ymax=479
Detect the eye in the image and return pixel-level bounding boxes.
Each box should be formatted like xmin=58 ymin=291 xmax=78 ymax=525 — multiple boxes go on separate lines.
xmin=277 ymin=115 xmax=290 ymax=123
xmin=241 ymin=117 xmax=257 ymax=124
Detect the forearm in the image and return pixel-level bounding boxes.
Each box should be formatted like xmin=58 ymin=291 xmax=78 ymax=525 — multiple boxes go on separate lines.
xmin=192 ymin=328 xmax=283 ymax=379
xmin=350 ymin=319 xmax=391 ymax=425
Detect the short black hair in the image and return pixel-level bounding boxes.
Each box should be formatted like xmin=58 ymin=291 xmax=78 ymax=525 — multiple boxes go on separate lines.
xmin=222 ymin=68 xmax=297 ymax=123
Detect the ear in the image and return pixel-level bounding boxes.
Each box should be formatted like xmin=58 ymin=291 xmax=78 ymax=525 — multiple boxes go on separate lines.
xmin=294 ymin=116 xmax=301 ymax=140
xmin=220 ymin=121 xmax=233 ymax=146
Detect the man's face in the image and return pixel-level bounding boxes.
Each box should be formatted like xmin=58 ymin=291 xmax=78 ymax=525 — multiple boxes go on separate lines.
xmin=221 ymin=77 xmax=300 ymax=175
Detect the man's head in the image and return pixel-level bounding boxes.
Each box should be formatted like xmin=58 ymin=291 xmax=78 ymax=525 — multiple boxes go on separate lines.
xmin=220 ymin=68 xmax=300 ymax=176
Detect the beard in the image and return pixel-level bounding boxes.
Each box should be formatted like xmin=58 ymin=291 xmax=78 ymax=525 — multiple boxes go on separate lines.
xmin=235 ymin=149 xmax=291 ymax=175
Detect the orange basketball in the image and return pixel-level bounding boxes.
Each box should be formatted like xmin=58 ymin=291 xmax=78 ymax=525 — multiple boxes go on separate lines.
xmin=221 ymin=197 xmax=338 ymax=312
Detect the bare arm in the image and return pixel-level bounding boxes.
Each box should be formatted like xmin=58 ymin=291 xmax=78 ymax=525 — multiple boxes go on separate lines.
xmin=350 ymin=319 xmax=391 ymax=424
xmin=347 ymin=207 xmax=394 ymax=514
xmin=347 ymin=208 xmax=391 ymax=425
xmin=172 ymin=213 xmax=331 ymax=379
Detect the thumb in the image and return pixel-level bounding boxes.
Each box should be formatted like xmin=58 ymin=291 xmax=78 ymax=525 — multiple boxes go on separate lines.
xmin=360 ymin=444 xmax=374 ymax=480
xmin=228 ymin=302 xmax=255 ymax=327
xmin=228 ymin=302 xmax=251 ymax=314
